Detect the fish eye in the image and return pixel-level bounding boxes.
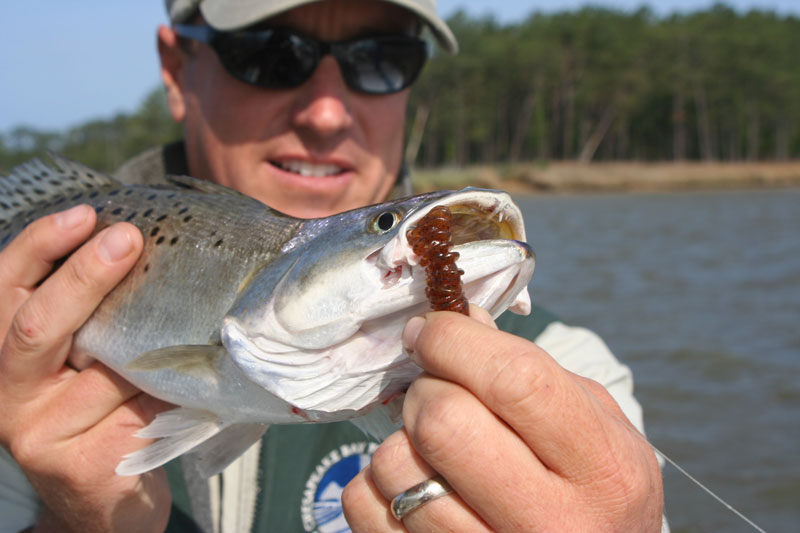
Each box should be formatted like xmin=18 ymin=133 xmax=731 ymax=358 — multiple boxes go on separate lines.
xmin=371 ymin=210 xmax=402 ymax=233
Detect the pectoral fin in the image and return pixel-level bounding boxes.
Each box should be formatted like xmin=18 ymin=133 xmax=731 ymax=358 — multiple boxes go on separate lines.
xmin=115 ymin=407 xmax=268 ymax=478
xmin=125 ymin=345 xmax=225 ymax=378
xmin=183 ymin=423 xmax=269 ymax=478
xmin=116 ymin=407 xmax=226 ymax=476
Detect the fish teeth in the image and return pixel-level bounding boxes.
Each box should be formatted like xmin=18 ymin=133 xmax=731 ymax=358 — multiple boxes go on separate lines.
xmin=277 ymin=160 xmax=344 ymax=177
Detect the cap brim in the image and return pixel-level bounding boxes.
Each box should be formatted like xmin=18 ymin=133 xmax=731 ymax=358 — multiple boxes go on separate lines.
xmin=385 ymin=0 xmax=458 ymax=53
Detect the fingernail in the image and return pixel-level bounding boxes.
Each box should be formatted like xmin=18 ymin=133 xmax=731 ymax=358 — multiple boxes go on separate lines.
xmin=98 ymin=225 xmax=134 ymax=264
xmin=403 ymin=316 xmax=426 ymax=354
xmin=469 ymin=304 xmax=498 ymax=329
xmin=55 ymin=205 xmax=89 ymax=230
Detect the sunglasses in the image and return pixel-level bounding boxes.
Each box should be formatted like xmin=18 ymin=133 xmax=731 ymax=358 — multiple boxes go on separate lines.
xmin=174 ymin=24 xmax=428 ymax=95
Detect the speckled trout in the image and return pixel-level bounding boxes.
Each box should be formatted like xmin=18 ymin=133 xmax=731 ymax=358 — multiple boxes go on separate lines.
xmin=0 ymin=156 xmax=534 ymax=477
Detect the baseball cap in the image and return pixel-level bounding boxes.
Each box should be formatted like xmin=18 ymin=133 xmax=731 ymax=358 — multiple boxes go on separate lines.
xmin=165 ymin=0 xmax=458 ymax=53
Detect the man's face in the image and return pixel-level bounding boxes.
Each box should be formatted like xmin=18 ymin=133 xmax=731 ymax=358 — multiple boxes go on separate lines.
xmin=159 ymin=0 xmax=417 ymax=218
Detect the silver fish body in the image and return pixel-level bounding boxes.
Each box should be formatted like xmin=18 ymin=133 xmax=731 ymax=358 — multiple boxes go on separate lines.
xmin=0 ymin=156 xmax=535 ymax=476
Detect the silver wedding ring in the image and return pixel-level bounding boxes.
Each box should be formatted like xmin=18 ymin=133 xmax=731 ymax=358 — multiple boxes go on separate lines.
xmin=390 ymin=475 xmax=453 ymax=521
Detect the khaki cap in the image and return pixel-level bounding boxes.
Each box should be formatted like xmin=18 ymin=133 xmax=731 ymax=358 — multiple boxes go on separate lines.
xmin=165 ymin=0 xmax=458 ymax=53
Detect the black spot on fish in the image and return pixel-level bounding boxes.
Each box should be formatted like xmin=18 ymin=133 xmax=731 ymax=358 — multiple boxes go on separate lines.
xmin=86 ymin=183 xmax=94 ymax=189
xmin=109 ymin=189 xmax=119 ymax=196
xmin=125 ymin=212 xmax=137 ymax=222
xmin=173 ymin=201 xmax=182 ymax=208
xmin=49 ymin=180 xmax=60 ymax=187
xmin=112 ymin=208 xmax=123 ymax=216
xmin=156 ymin=236 xmax=165 ymax=245
xmin=33 ymin=189 xmax=46 ymax=196
xmin=144 ymin=264 xmax=150 ymax=273
xmin=21 ymin=178 xmax=32 ymax=185
xmin=95 ymin=206 xmax=104 ymax=213
xmin=0 ymin=201 xmax=9 ymax=209
xmin=54 ymin=197 xmax=65 ymax=205
xmin=170 ymin=236 xmax=179 ymax=245
xmin=147 ymin=194 xmax=156 ymax=201
xmin=143 ymin=208 xmax=153 ymax=217
xmin=125 ymin=190 xmax=134 ymax=196
xmin=167 ymin=193 xmax=176 ymax=199
xmin=214 ymin=239 xmax=223 ymax=247
xmin=150 ymin=226 xmax=160 ymax=237
xmin=11 ymin=202 xmax=21 ymax=208
xmin=1 ymin=234 xmax=9 ymax=247
xmin=89 ymin=191 xmax=99 ymax=198
xmin=71 ymin=193 xmax=83 ymax=201
xmin=178 ymin=207 xmax=188 ymax=215
xmin=183 ymin=215 xmax=192 ymax=223
xmin=156 ymin=214 xmax=167 ymax=222
xmin=87 ymin=172 xmax=94 ymax=178
xmin=15 ymin=188 xmax=24 ymax=195
xmin=41 ymin=170 xmax=49 ymax=177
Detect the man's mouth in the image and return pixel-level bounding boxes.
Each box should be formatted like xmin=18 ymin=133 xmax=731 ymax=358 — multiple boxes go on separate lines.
xmin=272 ymin=159 xmax=346 ymax=178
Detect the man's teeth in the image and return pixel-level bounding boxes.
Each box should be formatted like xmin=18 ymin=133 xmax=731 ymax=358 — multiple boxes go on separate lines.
xmin=277 ymin=160 xmax=344 ymax=177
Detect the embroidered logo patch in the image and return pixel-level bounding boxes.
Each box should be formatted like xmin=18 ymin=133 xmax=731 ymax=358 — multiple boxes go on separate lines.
xmin=301 ymin=441 xmax=379 ymax=532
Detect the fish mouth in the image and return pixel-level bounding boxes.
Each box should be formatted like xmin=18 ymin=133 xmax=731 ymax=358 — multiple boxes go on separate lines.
xmin=372 ymin=188 xmax=535 ymax=318
xmin=401 ymin=188 xmax=527 ymax=249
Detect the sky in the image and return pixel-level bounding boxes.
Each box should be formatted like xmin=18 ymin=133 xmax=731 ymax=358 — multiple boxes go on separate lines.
xmin=1 ymin=0 xmax=798 ymax=132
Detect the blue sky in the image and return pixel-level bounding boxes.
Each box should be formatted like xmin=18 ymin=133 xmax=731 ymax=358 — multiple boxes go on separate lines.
xmin=1 ymin=0 xmax=798 ymax=132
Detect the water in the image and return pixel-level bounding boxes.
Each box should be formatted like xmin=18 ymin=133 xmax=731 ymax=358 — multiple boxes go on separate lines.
xmin=514 ymin=188 xmax=800 ymax=532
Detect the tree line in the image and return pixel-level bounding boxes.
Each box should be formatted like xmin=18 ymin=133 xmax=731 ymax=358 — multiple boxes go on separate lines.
xmin=2 ymin=4 xmax=798 ymax=174
xmin=408 ymin=4 xmax=800 ymax=166
xmin=0 ymin=89 xmax=182 ymax=174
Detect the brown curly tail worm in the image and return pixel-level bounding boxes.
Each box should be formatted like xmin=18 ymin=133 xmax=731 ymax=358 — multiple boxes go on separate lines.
xmin=406 ymin=206 xmax=469 ymax=316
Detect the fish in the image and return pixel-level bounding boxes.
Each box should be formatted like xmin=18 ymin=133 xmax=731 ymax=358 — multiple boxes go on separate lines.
xmin=0 ymin=155 xmax=535 ymax=477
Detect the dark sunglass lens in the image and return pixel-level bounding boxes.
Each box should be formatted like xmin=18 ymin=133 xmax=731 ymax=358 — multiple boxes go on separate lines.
xmin=338 ymin=38 xmax=426 ymax=94
xmin=216 ymin=30 xmax=319 ymax=88
xmin=272 ymin=34 xmax=318 ymax=86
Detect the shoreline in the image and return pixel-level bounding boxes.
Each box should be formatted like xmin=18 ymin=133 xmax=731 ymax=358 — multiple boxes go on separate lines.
xmin=410 ymin=161 xmax=800 ymax=195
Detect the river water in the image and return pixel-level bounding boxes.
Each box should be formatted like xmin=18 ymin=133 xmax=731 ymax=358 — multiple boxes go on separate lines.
xmin=514 ymin=188 xmax=799 ymax=532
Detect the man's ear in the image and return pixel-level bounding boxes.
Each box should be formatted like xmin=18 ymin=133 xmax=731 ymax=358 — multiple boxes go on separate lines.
xmin=158 ymin=25 xmax=187 ymax=122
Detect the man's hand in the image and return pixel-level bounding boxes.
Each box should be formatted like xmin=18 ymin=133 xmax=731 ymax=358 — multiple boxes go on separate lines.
xmin=0 ymin=205 xmax=172 ymax=532
xmin=343 ymin=305 xmax=663 ymax=532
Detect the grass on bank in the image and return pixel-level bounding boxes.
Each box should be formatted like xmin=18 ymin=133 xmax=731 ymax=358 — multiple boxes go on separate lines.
xmin=410 ymin=161 xmax=800 ymax=194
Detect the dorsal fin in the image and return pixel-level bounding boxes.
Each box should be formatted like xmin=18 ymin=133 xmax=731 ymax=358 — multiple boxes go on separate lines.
xmin=0 ymin=153 xmax=119 ymax=220
xmin=165 ymin=173 xmax=295 ymax=219
xmin=166 ymin=173 xmax=247 ymax=196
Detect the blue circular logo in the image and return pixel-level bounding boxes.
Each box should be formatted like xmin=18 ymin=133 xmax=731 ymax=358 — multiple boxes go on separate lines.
xmin=301 ymin=442 xmax=379 ymax=532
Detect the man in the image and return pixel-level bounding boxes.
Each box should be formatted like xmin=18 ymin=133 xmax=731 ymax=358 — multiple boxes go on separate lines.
xmin=0 ymin=0 xmax=665 ymax=531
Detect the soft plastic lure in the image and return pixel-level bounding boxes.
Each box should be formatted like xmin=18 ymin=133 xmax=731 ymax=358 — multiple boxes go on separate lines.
xmin=406 ymin=206 xmax=469 ymax=315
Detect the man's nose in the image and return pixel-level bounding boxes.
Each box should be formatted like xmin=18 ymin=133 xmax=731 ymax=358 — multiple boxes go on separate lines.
xmin=292 ymin=56 xmax=354 ymax=138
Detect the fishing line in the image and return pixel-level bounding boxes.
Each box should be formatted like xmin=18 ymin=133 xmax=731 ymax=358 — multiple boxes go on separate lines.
xmin=648 ymin=443 xmax=767 ymax=533
xmin=621 ymin=417 xmax=767 ymax=532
